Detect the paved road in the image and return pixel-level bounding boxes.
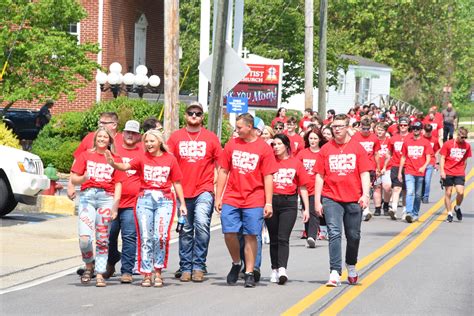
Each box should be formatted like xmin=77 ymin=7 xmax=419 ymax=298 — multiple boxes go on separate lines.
xmin=1 ymin=163 xmax=473 ymax=315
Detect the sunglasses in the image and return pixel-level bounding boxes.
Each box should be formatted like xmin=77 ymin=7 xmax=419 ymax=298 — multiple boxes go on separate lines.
xmin=399 ymin=124 xmax=409 ymax=127
xmin=331 ymin=125 xmax=347 ymax=130
xmin=275 ymin=127 xmax=284 ymax=130
xmin=460 ymin=136 xmax=468 ymax=139
xmin=187 ymin=111 xmax=203 ymax=117
xmin=98 ymin=121 xmax=116 ymax=125
xmin=361 ymin=127 xmax=371 ymax=131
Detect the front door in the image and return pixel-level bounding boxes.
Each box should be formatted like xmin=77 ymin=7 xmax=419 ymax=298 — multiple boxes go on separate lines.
xmin=134 ymin=14 xmax=148 ymax=73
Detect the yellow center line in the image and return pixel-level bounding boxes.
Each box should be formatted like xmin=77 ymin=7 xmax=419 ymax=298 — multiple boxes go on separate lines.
xmin=282 ymin=167 xmax=473 ymax=316
xmin=320 ymin=181 xmax=474 ymax=315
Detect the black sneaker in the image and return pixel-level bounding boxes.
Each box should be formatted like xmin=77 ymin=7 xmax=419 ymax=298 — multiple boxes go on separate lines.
xmin=447 ymin=213 xmax=454 ymax=222
xmin=374 ymin=209 xmax=381 ymax=216
xmin=227 ymin=263 xmax=241 ymax=285
xmin=253 ymin=268 xmax=261 ymax=283
xmin=244 ymin=272 xmax=255 ymax=288
xmin=454 ymin=206 xmax=462 ymax=221
xmin=383 ymin=209 xmax=390 ymax=216
xmin=174 ymin=269 xmax=182 ymax=279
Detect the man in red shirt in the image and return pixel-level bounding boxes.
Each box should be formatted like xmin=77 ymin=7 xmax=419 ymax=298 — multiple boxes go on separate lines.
xmin=315 ymin=114 xmax=371 ymax=287
xmin=104 ymin=120 xmax=142 ymax=283
xmin=299 ymin=108 xmax=313 ymax=133
xmin=352 ymin=118 xmax=381 ymax=220
xmin=323 ymin=109 xmax=335 ymax=126
xmin=167 ymin=102 xmax=222 ymax=282
xmin=285 ymin=116 xmax=304 ymax=156
xmin=387 ymin=117 xmax=411 ymax=220
xmin=421 ymin=124 xmax=440 ymax=203
xmin=439 ymin=127 xmax=472 ymax=222
xmin=422 ymin=109 xmax=443 ymax=146
xmin=398 ymin=121 xmax=433 ymax=223
xmin=68 ymin=112 xmax=123 ymax=200
xmin=216 ymin=113 xmax=277 ymax=288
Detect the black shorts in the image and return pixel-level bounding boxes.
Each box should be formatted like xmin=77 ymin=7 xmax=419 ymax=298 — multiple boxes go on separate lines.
xmin=443 ymin=175 xmax=465 ymax=187
xmin=390 ymin=167 xmax=406 ymax=189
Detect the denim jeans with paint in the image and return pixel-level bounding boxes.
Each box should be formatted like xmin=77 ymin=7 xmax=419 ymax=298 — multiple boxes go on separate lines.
xmin=322 ymin=197 xmax=362 ymax=274
xmin=136 ymin=190 xmax=175 ymax=273
xmin=78 ymin=188 xmax=114 ymax=274
xmin=178 ymin=191 xmax=214 ymax=273
xmin=422 ymin=164 xmax=435 ymax=201
xmin=405 ymin=174 xmax=424 ymax=217
xmin=108 ymin=207 xmax=137 ymax=275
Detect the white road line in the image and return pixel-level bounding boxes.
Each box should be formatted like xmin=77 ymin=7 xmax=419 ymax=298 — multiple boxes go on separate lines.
xmin=0 ymin=224 xmax=222 ymax=295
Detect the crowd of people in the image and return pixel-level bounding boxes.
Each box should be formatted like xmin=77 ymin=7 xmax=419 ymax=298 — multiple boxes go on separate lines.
xmin=68 ymin=101 xmax=471 ymax=288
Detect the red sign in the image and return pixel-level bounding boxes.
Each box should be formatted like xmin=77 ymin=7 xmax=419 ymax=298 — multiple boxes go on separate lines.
xmin=240 ymin=64 xmax=280 ymax=85
xmin=226 ymin=83 xmax=278 ymax=108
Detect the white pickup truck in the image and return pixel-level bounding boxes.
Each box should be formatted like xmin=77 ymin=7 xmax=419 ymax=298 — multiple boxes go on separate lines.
xmin=0 ymin=145 xmax=50 ymax=216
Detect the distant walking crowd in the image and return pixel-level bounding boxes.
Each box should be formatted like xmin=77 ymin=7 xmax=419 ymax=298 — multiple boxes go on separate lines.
xmin=67 ymin=101 xmax=471 ymax=288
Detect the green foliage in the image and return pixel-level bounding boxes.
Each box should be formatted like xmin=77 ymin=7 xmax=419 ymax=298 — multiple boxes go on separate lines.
xmin=0 ymin=0 xmax=100 ymax=106
xmin=31 ymin=136 xmax=79 ymax=173
xmin=38 ymin=111 xmax=86 ymax=139
xmin=82 ymin=97 xmax=164 ymax=132
xmin=0 ymin=122 xmax=21 ymax=149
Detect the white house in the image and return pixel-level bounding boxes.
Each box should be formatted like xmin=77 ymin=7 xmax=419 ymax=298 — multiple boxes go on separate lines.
xmin=283 ymin=55 xmax=392 ymax=115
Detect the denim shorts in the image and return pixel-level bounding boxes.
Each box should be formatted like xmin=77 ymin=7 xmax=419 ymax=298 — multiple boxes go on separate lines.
xmin=221 ymin=204 xmax=263 ymax=235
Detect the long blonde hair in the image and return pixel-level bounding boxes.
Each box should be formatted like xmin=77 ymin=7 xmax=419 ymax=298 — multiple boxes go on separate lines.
xmin=142 ymin=129 xmax=168 ymax=153
xmin=90 ymin=127 xmax=116 ymax=154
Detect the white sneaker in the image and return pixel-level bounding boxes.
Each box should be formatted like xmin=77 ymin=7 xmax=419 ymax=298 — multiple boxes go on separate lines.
xmin=363 ymin=208 xmax=372 ymax=222
xmin=306 ymin=237 xmax=316 ymax=248
xmin=326 ymin=270 xmax=341 ymax=287
xmin=270 ymin=269 xmax=279 ymax=283
xmin=346 ymin=264 xmax=358 ymax=285
xmin=278 ymin=267 xmax=288 ymax=285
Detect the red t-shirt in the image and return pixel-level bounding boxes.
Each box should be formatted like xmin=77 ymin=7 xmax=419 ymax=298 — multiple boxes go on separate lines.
xmin=314 ymin=138 xmax=371 ymax=203
xmin=422 ymin=116 xmax=443 ymax=138
xmin=352 ymin=132 xmax=380 ymax=170
xmin=285 ymin=132 xmax=304 ymax=156
xmin=271 ymin=116 xmax=287 ymax=128
xmin=218 ymin=137 xmax=278 ymax=208
xmin=74 ymin=132 xmax=124 ymax=159
xmin=71 ymin=151 xmax=125 ymax=193
xmin=323 ymin=118 xmax=333 ymax=126
xmin=388 ymin=133 xmax=410 ymax=168
xmin=296 ymin=148 xmax=319 ymax=196
xmin=129 ymin=152 xmax=183 ymax=193
xmin=377 ymin=136 xmax=391 ymax=169
xmin=273 ymin=157 xmax=310 ymax=195
xmin=299 ymin=117 xmax=312 ymax=131
xmin=115 ymin=145 xmax=143 ymax=208
xmin=439 ymin=139 xmax=472 ymax=176
xmin=387 ymin=124 xmax=399 ymax=137
xmin=423 ymin=134 xmax=441 ymax=166
xmin=167 ymin=127 xmax=222 ymax=198
xmin=401 ymin=136 xmax=434 ymax=176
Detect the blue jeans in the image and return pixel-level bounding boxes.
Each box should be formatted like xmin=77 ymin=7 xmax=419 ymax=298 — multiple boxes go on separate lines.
xmin=322 ymin=197 xmax=362 ymax=274
xmin=108 ymin=207 xmax=137 ymax=275
xmin=136 ymin=190 xmax=175 ymax=273
xmin=178 ymin=191 xmax=214 ymax=273
xmin=78 ymin=188 xmax=114 ymax=274
xmin=405 ymin=174 xmax=424 ymax=217
xmin=423 ymin=164 xmax=435 ymax=200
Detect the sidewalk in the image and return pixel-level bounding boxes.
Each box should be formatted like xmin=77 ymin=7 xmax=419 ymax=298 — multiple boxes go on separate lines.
xmin=0 ymin=212 xmax=222 ymax=291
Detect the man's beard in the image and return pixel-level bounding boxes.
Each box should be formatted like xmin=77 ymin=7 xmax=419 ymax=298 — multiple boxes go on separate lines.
xmin=187 ymin=120 xmax=201 ymax=127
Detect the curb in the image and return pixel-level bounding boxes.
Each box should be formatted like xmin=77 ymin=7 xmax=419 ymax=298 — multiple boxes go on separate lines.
xmin=38 ymin=195 xmax=75 ymax=216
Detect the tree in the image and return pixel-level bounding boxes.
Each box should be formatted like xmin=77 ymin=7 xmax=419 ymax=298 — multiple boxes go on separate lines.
xmin=0 ymin=0 xmax=100 ymax=109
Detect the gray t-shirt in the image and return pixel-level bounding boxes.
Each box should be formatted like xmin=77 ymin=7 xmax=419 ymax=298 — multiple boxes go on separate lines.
xmin=442 ymin=108 xmax=457 ymax=124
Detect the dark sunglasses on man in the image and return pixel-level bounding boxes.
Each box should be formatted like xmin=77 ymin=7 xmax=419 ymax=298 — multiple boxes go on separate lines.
xmin=187 ymin=111 xmax=203 ymax=117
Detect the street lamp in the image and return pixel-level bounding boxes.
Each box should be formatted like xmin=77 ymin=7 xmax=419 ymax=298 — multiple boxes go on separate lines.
xmin=95 ymin=62 xmax=161 ymax=98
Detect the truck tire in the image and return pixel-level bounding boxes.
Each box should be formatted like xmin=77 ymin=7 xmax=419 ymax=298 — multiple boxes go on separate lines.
xmin=0 ymin=178 xmax=18 ymax=217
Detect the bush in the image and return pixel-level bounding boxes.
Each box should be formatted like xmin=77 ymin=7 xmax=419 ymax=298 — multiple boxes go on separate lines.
xmin=31 ymin=136 xmax=79 ymax=172
xmin=37 ymin=111 xmax=86 ymax=139
xmin=0 ymin=122 xmax=21 ymax=149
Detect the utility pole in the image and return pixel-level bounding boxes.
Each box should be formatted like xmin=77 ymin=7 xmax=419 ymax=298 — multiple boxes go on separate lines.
xmin=164 ymin=0 xmax=180 ymax=140
xmin=305 ymin=0 xmax=314 ymax=111
xmin=318 ymin=0 xmax=327 ymax=116
xmin=208 ymin=0 xmax=229 ymax=135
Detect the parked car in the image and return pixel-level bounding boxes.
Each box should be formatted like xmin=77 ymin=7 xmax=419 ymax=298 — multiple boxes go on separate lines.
xmin=0 ymin=145 xmax=50 ymax=216
xmin=1 ymin=108 xmax=41 ymax=140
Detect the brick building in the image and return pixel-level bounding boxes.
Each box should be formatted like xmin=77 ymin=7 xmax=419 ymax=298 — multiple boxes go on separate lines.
xmin=16 ymin=0 xmax=165 ymax=114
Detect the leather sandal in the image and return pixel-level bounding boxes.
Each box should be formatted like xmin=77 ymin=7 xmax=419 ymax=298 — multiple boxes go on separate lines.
xmin=80 ymin=269 xmax=93 ymax=284
xmin=154 ymin=273 xmax=163 ymax=287
xmin=141 ymin=274 xmax=152 ymax=287
xmin=96 ymin=274 xmax=106 ymax=287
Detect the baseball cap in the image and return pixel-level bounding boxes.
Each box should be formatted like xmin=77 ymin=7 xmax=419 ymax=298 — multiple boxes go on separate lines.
xmin=123 ymin=120 xmax=140 ymax=133
xmin=412 ymin=121 xmax=423 ymax=129
xmin=253 ymin=116 xmax=265 ymax=132
xmin=186 ymin=102 xmax=204 ymax=112
xmin=398 ymin=117 xmax=410 ymax=125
